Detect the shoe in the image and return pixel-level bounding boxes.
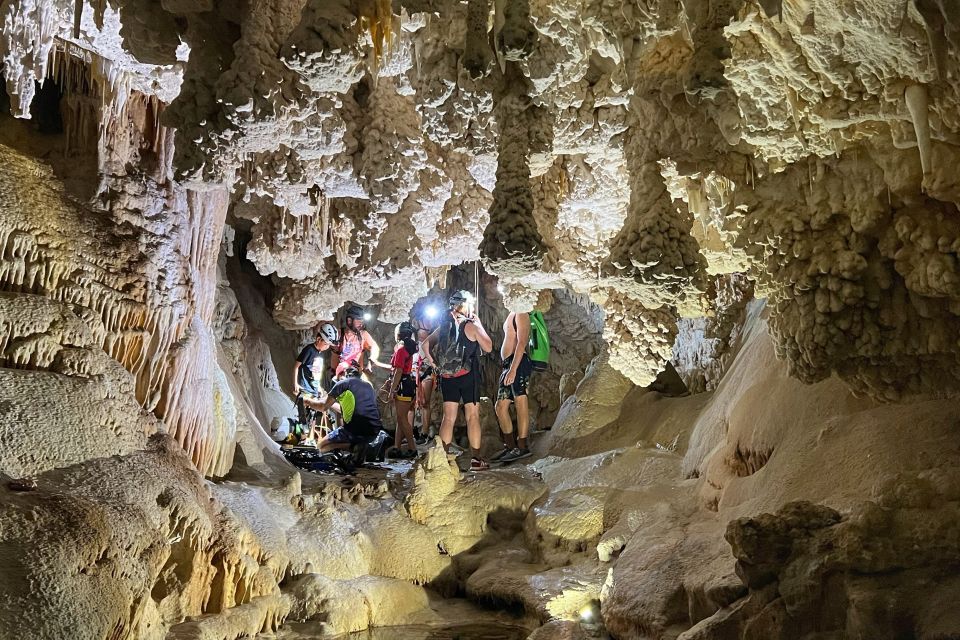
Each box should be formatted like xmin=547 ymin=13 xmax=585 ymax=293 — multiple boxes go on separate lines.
xmin=499 ymin=448 xmax=532 ymax=463
xmin=386 ymin=447 xmax=401 ymax=458
xmin=470 ymin=457 xmax=490 ymax=471
xmin=490 ymin=447 xmax=511 ymax=462
xmin=402 ymin=449 xmax=417 ymax=459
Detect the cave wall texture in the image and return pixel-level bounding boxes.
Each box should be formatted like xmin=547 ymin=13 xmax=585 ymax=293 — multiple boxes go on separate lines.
xmin=1 ymin=0 xmax=960 ymax=638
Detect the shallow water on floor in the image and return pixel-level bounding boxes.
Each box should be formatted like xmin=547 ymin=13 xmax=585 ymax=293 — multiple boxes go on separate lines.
xmin=277 ymin=622 xmax=530 ymax=640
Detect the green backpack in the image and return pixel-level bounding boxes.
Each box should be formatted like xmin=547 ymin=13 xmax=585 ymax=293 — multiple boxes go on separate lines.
xmin=528 ymin=311 xmax=550 ymax=371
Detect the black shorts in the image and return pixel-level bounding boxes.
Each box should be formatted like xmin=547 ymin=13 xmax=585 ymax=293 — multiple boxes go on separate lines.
xmin=497 ymin=353 xmax=533 ymax=401
xmin=396 ymin=374 xmax=416 ymax=401
xmin=440 ymin=369 xmax=480 ymax=405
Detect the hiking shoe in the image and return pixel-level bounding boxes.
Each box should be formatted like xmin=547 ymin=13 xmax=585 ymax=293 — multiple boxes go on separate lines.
xmin=490 ymin=447 xmax=511 ymax=462
xmin=470 ymin=457 xmax=490 ymax=471
xmin=499 ymin=448 xmax=532 ymax=463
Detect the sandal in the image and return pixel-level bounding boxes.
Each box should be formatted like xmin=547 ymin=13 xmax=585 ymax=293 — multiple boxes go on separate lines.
xmin=470 ymin=457 xmax=490 ymax=471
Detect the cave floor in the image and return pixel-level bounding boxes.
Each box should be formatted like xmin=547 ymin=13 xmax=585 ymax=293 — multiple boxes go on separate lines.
xmin=269 ymin=593 xmax=534 ymax=639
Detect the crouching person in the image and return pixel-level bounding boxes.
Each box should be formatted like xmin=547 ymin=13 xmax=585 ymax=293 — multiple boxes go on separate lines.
xmin=312 ymin=366 xmax=384 ymax=452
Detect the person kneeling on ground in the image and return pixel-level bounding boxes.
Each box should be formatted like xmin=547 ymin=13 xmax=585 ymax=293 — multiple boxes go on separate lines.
xmin=492 ymin=311 xmax=534 ymax=463
xmin=389 ymin=321 xmax=419 ymax=459
xmin=311 ymin=366 xmax=384 ymax=453
xmin=424 ymin=290 xmax=493 ymax=471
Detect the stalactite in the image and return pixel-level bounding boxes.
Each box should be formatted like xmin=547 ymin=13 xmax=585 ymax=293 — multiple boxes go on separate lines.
xmin=905 ymin=84 xmax=932 ymax=186
xmin=357 ymin=0 xmax=397 ymax=80
xmin=0 ymin=0 xmax=57 ymax=117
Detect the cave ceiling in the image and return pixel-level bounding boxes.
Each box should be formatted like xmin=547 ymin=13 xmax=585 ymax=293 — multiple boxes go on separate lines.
xmin=2 ymin=0 xmax=959 ymax=395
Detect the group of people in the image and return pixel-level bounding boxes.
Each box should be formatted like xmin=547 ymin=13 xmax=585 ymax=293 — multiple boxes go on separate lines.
xmin=290 ymin=291 xmax=537 ymax=471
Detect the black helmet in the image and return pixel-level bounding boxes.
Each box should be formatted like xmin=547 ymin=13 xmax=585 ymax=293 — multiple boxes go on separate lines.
xmin=343 ymin=365 xmax=362 ymax=378
xmin=317 ymin=323 xmax=339 ymax=344
xmin=346 ymin=305 xmax=365 ymax=320
xmin=395 ymin=321 xmax=415 ymax=341
xmin=448 ymin=290 xmax=472 ymax=309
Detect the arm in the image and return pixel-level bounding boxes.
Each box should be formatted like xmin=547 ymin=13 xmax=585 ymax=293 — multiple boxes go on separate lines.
xmin=390 ymin=365 xmax=402 ymax=391
xmin=465 ymin=317 xmax=493 ymax=354
xmin=364 ymin=331 xmax=392 ymax=370
xmin=315 ymin=385 xmax=338 ymax=411
xmin=504 ymin=313 xmax=530 ymax=384
xmin=293 ymin=361 xmax=302 ymax=395
xmin=510 ymin=313 xmax=530 ymax=374
xmin=329 ymin=348 xmax=341 ymax=376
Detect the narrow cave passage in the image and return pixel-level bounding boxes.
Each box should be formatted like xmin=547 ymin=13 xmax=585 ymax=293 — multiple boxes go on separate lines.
xmin=2 ymin=2 xmax=960 ymax=640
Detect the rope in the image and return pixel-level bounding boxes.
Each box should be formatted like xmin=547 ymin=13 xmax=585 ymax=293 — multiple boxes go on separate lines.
xmin=377 ymin=376 xmax=395 ymax=424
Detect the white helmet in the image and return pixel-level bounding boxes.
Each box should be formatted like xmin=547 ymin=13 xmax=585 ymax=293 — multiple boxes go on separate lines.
xmin=317 ymin=323 xmax=339 ymax=345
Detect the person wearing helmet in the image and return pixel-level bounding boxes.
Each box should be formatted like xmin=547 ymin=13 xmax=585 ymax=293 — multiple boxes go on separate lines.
xmin=330 ymin=304 xmax=390 ymax=378
xmin=413 ymin=310 xmax=441 ymax=443
xmin=310 ymin=365 xmax=384 ymax=452
xmin=388 ymin=321 xmax=419 ymax=458
xmin=422 ymin=290 xmax=493 ymax=471
xmin=293 ymin=323 xmax=339 ymax=432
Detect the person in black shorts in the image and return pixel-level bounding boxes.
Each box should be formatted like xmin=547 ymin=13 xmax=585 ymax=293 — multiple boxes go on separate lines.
xmin=424 ymin=291 xmax=493 ymax=471
xmin=389 ymin=321 xmax=418 ymax=458
xmin=493 ymin=312 xmax=534 ymax=463
xmin=311 ymin=367 xmax=384 ymax=452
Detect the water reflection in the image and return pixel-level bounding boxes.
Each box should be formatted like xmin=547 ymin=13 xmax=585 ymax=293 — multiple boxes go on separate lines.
xmin=277 ymin=622 xmax=531 ymax=640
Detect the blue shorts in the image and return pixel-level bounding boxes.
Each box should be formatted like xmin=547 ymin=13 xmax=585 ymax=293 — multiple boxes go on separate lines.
xmin=327 ymin=427 xmax=368 ymax=445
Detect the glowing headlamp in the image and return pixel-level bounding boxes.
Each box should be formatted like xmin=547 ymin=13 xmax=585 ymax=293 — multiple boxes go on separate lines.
xmin=425 ymin=305 xmax=439 ymax=319
xmin=363 ymin=312 xmax=372 ymax=322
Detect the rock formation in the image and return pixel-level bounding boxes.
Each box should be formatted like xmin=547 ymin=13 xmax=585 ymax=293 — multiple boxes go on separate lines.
xmin=1 ymin=0 xmax=959 ymax=639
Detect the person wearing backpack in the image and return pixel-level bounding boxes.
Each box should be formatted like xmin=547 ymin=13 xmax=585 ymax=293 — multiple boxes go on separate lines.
xmin=423 ymin=290 xmax=493 ymax=471
xmin=492 ymin=296 xmax=551 ymax=464
xmin=492 ymin=312 xmax=534 ymax=463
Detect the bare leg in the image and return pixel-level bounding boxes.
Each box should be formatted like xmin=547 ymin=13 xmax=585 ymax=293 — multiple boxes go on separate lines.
xmin=439 ymin=401 xmax=459 ymax=448
xmin=495 ymin=399 xmax=513 ymax=434
xmin=464 ymin=402 xmax=482 ymax=453
xmin=495 ymin=398 xmax=517 ymax=449
xmin=420 ymin=379 xmax=435 ymax=437
xmin=515 ymin=395 xmax=530 ymax=448
xmin=318 ymin=434 xmax=351 ymax=453
xmin=395 ymin=398 xmax=415 ymax=452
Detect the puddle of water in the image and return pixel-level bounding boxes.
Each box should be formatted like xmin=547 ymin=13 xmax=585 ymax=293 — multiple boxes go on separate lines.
xmin=276 ymin=622 xmax=530 ymax=640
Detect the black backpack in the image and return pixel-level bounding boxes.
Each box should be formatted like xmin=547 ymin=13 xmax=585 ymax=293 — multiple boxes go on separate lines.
xmin=434 ymin=318 xmax=478 ymax=376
